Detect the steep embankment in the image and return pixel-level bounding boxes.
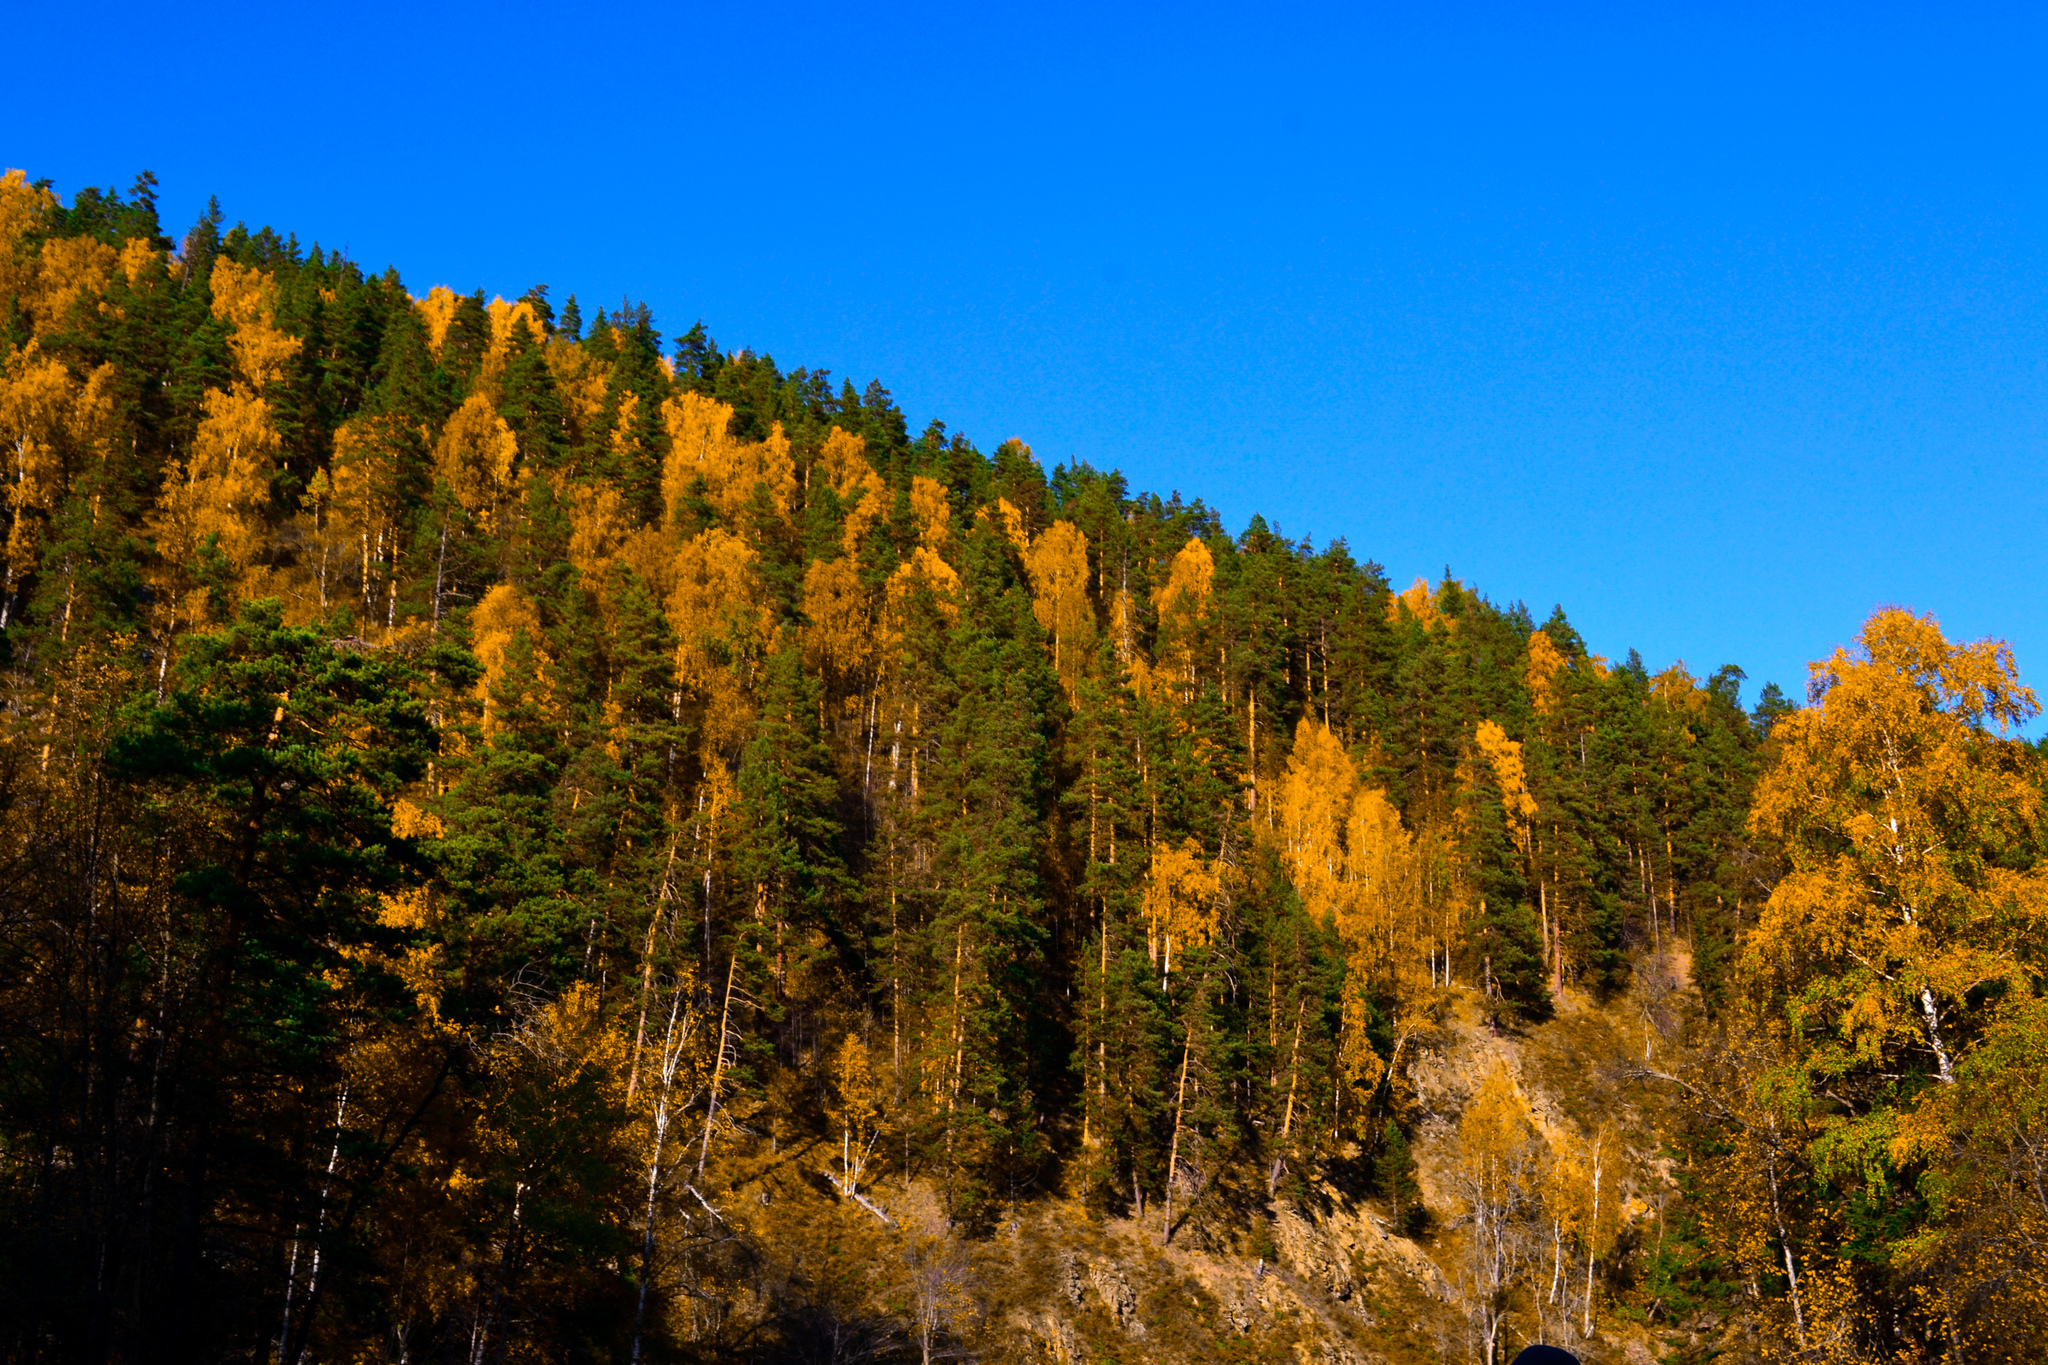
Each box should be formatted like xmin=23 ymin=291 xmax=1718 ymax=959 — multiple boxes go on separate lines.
xmin=695 ymin=957 xmax=1742 ymax=1365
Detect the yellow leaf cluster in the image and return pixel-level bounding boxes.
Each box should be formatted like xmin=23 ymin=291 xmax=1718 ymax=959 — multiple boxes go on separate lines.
xmin=885 ymin=546 xmax=962 ymax=627
xmin=659 ymin=391 xmax=795 ymax=527
xmin=1454 ymin=1062 xmax=1547 ymax=1213
xmin=1151 ymin=538 xmax=1214 ymax=695
xmin=0 ymin=169 xmax=57 ymax=306
xmin=1 ymin=347 xmax=76 ymax=501
xmin=1274 ymin=718 xmax=1435 ymax=1004
xmin=568 ymin=483 xmax=632 ymax=580
xmin=433 ymin=393 xmax=521 ymax=530
xmin=209 ymin=259 xmax=302 ymax=390
xmin=1143 ymin=838 xmax=1221 ymax=972
xmin=1525 ymin=628 xmax=1566 ymax=716
xmin=1154 ymin=538 xmax=1214 ymax=620
xmin=909 ymin=474 xmax=951 ymax=548
xmin=1021 ymin=518 xmax=1095 ymax=693
xmin=486 ymin=296 xmax=545 ymax=357
xmin=802 ymin=556 xmax=874 ymax=683
xmin=117 ymin=237 xmax=159 ymax=291
xmin=415 ymin=285 xmax=462 ymax=358
xmin=815 ymin=427 xmax=885 ymax=553
xmin=327 ymin=416 xmax=414 ymax=540
xmin=1473 ymin=719 xmax=1538 ymax=852
xmin=157 ymin=387 xmax=281 ymax=569
xmin=667 ymin=528 xmax=767 ymax=697
xmin=1651 ymin=661 xmax=1703 ymax=713
xmin=1744 ymin=608 xmax=2048 ymax=1093
xmin=470 ymin=583 xmax=550 ymax=729
xmin=993 ymin=496 xmax=1031 ymax=553
xmin=31 ymin=236 xmax=117 ymax=335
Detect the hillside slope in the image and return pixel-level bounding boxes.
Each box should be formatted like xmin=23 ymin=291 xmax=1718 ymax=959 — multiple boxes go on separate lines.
xmin=5 ymin=170 xmax=2046 ymax=1364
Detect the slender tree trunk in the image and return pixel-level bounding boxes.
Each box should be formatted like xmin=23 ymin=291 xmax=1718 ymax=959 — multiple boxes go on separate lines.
xmin=431 ymin=523 xmax=448 ymax=635
xmin=1162 ymin=990 xmax=1200 ymax=1245
xmin=1764 ymin=1143 xmax=1808 ymax=1349
xmin=694 ymin=957 xmax=737 ymax=1180
xmin=626 ymin=834 xmax=682 ymax=1099
xmin=281 ymin=1086 xmax=349 ymax=1365
xmin=1582 ymin=1137 xmax=1603 ymax=1339
xmin=1269 ymin=998 xmax=1306 ymax=1195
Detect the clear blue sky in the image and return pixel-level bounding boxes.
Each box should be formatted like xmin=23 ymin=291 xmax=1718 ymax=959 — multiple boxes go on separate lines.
xmin=15 ymin=1 xmax=2048 ymax=714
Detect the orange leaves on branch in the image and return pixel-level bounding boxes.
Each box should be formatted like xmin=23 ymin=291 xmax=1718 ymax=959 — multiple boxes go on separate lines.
xmin=815 ymin=427 xmax=884 ymax=553
xmin=1525 ymin=629 xmax=1566 ymax=717
xmin=802 ymin=556 xmax=874 ymax=685
xmin=29 ymin=236 xmax=117 ymax=336
xmin=157 ymin=387 xmax=281 ymax=570
xmin=0 ymin=170 xmax=56 ymax=307
xmin=1745 ymin=608 xmax=2048 ymax=1100
xmin=1021 ymin=519 xmax=1095 ymax=693
xmin=658 ymin=391 xmax=795 ymax=528
xmin=415 ymin=285 xmax=461 ymax=359
xmin=209 ymin=259 xmax=302 ymax=391
xmin=1473 ymin=719 xmax=1538 ymax=854
xmin=909 ymin=475 xmax=951 ymax=549
xmin=433 ymin=394 xmax=521 ymax=532
xmin=1143 ymin=838 xmax=1221 ymax=973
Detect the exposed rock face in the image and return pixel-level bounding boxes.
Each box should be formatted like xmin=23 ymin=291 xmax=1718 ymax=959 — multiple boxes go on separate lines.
xmin=1087 ymin=1258 xmax=1146 ymax=1337
xmin=1009 ymin=1308 xmax=1084 ymax=1363
xmin=1273 ymin=1201 xmax=1357 ymax=1299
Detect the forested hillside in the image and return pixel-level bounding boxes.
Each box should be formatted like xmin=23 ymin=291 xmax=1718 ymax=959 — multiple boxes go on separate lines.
xmin=4 ymin=169 xmax=2044 ymax=1365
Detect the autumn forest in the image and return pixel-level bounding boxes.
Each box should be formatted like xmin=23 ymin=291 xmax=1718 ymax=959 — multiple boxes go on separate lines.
xmin=4 ymin=170 xmax=2047 ymax=1364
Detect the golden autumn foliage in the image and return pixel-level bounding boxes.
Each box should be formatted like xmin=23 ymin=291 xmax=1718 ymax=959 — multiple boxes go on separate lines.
xmin=209 ymin=258 xmax=302 ymax=389
xmin=415 ymin=284 xmax=463 ymax=358
xmin=801 ymin=555 xmax=874 ymax=684
xmin=9 ymin=167 xmax=1972 ymax=1361
xmin=1274 ymin=719 xmax=1430 ymax=993
xmin=0 ymin=169 xmax=57 ymax=306
xmin=31 ymin=235 xmax=118 ymax=335
xmin=156 ymin=386 xmax=281 ymax=569
xmin=908 ymin=472 xmax=951 ymax=547
xmin=659 ymin=390 xmax=795 ymax=526
xmin=567 ymin=482 xmax=632 ymax=580
xmin=1142 ymin=838 xmax=1221 ymax=972
xmin=1021 ymin=517 xmax=1095 ymax=691
xmin=1525 ymin=627 xmax=1567 ymax=716
xmin=1473 ymin=719 xmax=1538 ymax=854
xmin=814 ymin=426 xmax=884 ymax=552
xmin=1151 ymin=537 xmax=1214 ymax=696
xmin=1744 ymin=608 xmax=2045 ymax=1093
xmin=470 ymin=582 xmax=548 ymax=727
xmin=1389 ymin=574 xmax=1445 ymax=630
xmin=433 ymin=393 xmax=521 ymax=531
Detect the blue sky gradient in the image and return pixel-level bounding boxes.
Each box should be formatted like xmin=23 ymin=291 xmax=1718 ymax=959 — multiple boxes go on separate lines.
xmin=14 ymin=1 xmax=2047 ymax=714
